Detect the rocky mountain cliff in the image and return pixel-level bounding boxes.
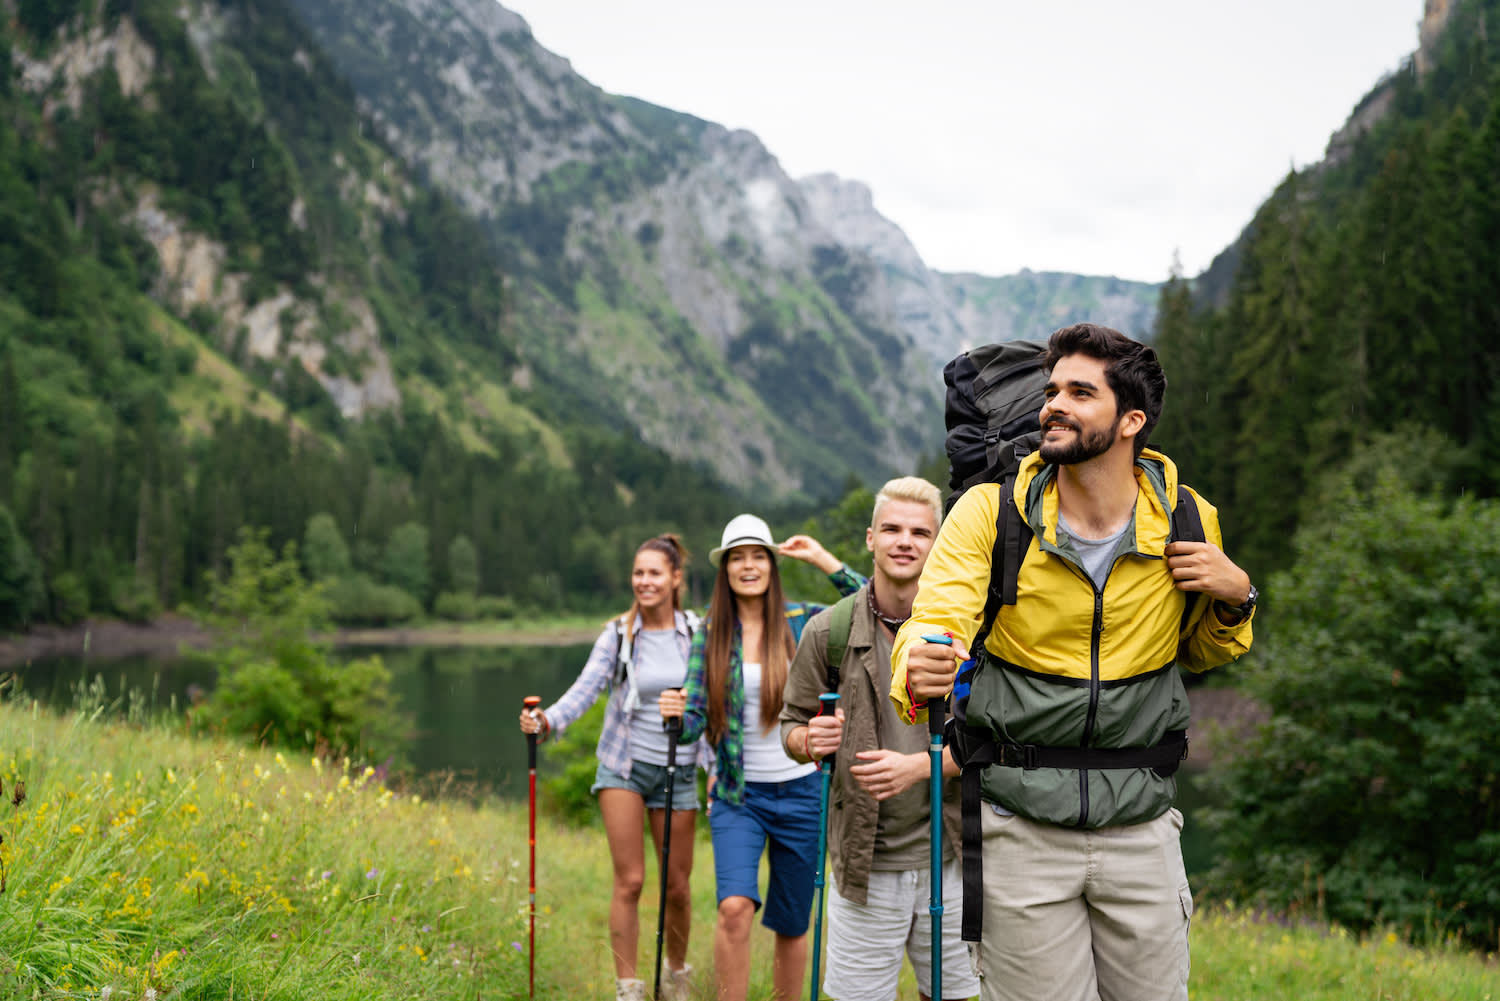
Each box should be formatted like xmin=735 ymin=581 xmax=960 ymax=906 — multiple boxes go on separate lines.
xmin=280 ymin=0 xmax=1160 ymax=496
xmin=6 ymin=0 xmax=1162 ymax=503
xmin=798 ymin=173 xmax=1159 ymax=362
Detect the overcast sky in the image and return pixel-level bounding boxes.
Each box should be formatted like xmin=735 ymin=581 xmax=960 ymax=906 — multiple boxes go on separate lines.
xmin=505 ymin=0 xmax=1424 ymax=284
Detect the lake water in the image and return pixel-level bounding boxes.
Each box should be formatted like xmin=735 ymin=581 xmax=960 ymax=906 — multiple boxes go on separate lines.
xmin=8 ymin=643 xmax=593 ymax=802
xmin=7 ymin=644 xmax=1224 ymax=877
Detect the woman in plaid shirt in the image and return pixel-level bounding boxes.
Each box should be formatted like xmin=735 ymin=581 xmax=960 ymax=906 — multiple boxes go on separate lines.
xmin=518 ymin=534 xmax=709 ymax=1001
xmin=659 ymin=514 xmax=863 ymax=1001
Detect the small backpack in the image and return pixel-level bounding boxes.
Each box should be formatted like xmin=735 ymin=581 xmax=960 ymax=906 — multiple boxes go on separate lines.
xmin=823 ymin=593 xmax=858 ymax=693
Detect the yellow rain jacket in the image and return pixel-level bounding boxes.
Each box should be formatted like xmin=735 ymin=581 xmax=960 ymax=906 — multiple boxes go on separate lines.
xmin=891 ymin=448 xmax=1253 ymax=828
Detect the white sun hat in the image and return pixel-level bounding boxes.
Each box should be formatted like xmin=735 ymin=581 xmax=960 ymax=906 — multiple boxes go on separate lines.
xmin=708 ymin=513 xmax=779 ymax=566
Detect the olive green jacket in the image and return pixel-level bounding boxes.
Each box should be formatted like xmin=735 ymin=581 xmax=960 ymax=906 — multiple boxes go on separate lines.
xmin=781 ymin=585 xmax=960 ymax=905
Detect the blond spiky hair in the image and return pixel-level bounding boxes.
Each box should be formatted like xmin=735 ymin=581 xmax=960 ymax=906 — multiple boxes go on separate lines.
xmin=872 ymin=476 xmax=942 ymax=529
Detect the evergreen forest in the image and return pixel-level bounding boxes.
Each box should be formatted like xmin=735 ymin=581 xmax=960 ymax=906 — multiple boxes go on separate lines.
xmin=1152 ymin=0 xmax=1500 ymax=581
xmin=1147 ymin=0 xmax=1500 ymax=950
xmin=0 ymin=0 xmax=755 ymax=631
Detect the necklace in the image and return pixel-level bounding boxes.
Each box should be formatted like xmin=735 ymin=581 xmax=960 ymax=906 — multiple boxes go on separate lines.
xmin=867 ymin=583 xmax=909 ymax=632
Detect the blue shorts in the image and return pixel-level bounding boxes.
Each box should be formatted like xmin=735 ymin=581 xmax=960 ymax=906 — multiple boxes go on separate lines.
xmin=591 ymin=760 xmax=700 ymax=811
xmin=709 ymin=772 xmax=822 ymax=937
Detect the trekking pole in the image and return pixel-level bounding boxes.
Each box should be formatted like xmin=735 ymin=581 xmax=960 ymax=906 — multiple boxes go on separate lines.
xmin=653 ymin=712 xmax=683 ymax=1001
xmin=809 ymin=691 xmax=840 ymax=1001
xmin=523 ymin=695 xmax=542 ymax=999
xmin=920 ymin=634 xmax=955 ymax=1001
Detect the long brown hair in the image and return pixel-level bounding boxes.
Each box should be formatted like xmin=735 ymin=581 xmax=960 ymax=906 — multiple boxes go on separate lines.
xmin=617 ymin=533 xmax=689 ymax=656
xmin=704 ymin=546 xmax=795 ymax=745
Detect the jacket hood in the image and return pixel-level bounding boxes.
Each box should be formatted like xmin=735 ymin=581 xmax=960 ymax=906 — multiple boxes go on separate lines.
xmin=1014 ymin=447 xmax=1180 ymax=557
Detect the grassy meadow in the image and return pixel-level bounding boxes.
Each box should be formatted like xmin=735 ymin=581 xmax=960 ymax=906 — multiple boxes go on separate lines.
xmin=0 ymin=696 xmax=1494 ymax=1000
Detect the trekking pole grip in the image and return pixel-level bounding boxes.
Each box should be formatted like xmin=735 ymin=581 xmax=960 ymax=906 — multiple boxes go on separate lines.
xmin=816 ymin=691 xmax=840 ymax=766
xmin=524 ymin=695 xmax=541 ymax=769
xmin=919 ymin=634 xmax=955 ymax=735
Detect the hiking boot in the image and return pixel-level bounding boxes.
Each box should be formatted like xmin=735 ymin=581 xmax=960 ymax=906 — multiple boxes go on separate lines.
xmin=661 ymin=964 xmax=695 ymax=1001
xmin=615 ymin=977 xmax=647 ymax=1001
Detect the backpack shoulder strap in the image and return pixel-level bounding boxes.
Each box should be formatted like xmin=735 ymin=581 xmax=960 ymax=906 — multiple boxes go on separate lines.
xmin=1172 ymin=485 xmax=1207 ymax=639
xmin=609 ymin=616 xmax=631 ymax=688
xmin=824 ymin=593 xmax=857 ymax=693
xmin=959 ymin=474 xmax=1030 ymax=944
xmin=974 ymin=475 xmax=1032 ymax=653
xmin=1171 ymin=484 xmax=1205 ymax=544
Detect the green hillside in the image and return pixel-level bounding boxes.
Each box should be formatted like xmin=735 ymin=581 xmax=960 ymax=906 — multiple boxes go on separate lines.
xmin=0 ymin=0 xmax=746 ymax=629
xmin=1153 ymin=0 xmax=1500 ymax=581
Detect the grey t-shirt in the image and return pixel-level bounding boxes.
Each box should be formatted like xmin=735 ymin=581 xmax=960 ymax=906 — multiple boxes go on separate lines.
xmin=627 ymin=628 xmax=686 ymax=766
xmin=1058 ymin=508 xmax=1132 ymax=590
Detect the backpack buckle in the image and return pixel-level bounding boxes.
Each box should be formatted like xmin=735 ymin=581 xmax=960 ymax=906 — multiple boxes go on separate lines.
xmin=996 ymin=743 xmax=1039 ymax=769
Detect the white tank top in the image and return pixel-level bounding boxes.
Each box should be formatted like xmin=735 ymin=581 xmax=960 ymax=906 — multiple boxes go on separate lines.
xmin=741 ymin=660 xmax=816 ymax=783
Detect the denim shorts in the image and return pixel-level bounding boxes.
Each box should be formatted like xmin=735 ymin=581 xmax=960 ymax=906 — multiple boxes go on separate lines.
xmin=591 ymin=760 xmax=700 ymax=811
xmin=709 ymin=771 xmax=822 ymax=936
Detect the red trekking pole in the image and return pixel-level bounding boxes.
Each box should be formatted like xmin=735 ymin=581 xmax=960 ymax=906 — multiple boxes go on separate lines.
xmin=524 ymin=695 xmax=542 ymax=998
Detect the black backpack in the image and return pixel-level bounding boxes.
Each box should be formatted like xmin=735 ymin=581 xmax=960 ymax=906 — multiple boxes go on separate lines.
xmin=941 ymin=340 xmax=1050 ymax=513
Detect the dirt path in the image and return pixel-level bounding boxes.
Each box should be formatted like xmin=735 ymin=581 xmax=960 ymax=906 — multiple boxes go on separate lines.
xmin=0 ymin=615 xmax=213 ymax=666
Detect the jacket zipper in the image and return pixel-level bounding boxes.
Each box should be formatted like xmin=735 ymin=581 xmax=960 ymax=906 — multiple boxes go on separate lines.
xmin=1078 ymin=585 xmax=1104 ymax=826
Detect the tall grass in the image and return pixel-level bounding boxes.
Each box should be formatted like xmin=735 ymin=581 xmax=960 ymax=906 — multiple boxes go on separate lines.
xmin=0 ymin=691 xmax=1493 ymax=999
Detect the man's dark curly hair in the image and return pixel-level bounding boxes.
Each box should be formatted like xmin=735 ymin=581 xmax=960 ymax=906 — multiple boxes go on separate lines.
xmin=1044 ymin=323 xmax=1166 ymax=456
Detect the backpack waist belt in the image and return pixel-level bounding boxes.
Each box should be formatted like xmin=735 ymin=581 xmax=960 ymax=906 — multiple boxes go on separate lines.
xmin=949 ymin=723 xmax=1189 ymax=773
xmin=988 ymin=729 xmax=1188 ymax=771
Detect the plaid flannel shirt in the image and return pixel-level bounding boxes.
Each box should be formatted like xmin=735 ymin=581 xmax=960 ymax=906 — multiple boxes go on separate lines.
xmin=677 ymin=564 xmax=864 ymax=805
xmin=541 ymin=608 xmax=713 ymax=777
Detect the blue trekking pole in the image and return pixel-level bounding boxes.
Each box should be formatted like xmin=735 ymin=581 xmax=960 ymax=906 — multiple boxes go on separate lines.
xmin=809 ymin=691 xmax=840 ymax=1001
xmin=921 ymin=634 xmax=954 ymax=1001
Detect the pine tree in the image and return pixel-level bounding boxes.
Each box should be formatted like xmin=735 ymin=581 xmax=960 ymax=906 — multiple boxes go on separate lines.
xmin=1222 ymin=173 xmax=1328 ymax=571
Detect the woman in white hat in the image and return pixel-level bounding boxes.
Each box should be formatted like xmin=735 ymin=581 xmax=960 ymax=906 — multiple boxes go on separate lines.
xmin=659 ymin=514 xmax=863 ymax=1001
xmin=518 ymin=534 xmax=710 ymax=1001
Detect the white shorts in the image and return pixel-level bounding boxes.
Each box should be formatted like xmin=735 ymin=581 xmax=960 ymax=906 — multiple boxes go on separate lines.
xmin=823 ymin=858 xmax=981 ymax=1001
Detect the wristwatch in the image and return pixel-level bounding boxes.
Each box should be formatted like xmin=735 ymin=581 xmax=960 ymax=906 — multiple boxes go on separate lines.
xmin=1215 ymin=583 xmax=1258 ymax=622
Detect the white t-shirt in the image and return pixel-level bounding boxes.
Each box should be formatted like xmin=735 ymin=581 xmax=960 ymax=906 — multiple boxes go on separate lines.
xmin=741 ymin=660 xmax=816 ymax=783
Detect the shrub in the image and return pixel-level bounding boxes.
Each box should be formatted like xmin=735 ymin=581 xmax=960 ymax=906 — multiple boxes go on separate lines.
xmin=380 ymin=522 xmax=429 ymax=606
xmin=541 ymin=698 xmax=605 ymax=826
xmin=447 ymin=535 xmax=479 ymax=596
xmin=1205 ymin=433 xmax=1500 ymax=948
xmin=432 ymin=591 xmax=476 ymax=621
xmin=47 ymin=570 xmax=90 ymax=625
xmin=322 ymin=573 xmax=422 ymax=626
xmin=110 ymin=575 xmax=161 ymax=623
xmin=473 ymin=595 xmax=517 ymax=621
xmin=190 ymin=528 xmax=407 ymax=765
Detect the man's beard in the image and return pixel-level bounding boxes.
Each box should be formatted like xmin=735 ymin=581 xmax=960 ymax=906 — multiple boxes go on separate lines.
xmin=1039 ymin=418 xmax=1119 ymax=465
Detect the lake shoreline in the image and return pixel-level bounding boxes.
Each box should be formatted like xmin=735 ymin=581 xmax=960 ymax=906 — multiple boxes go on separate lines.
xmin=1 ymin=616 xmax=1264 ymax=768
xmin=0 ymin=614 xmax=603 ymax=667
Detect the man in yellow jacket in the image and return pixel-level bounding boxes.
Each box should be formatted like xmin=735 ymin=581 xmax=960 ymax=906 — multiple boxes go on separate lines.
xmin=892 ymin=323 xmax=1255 ymax=1001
